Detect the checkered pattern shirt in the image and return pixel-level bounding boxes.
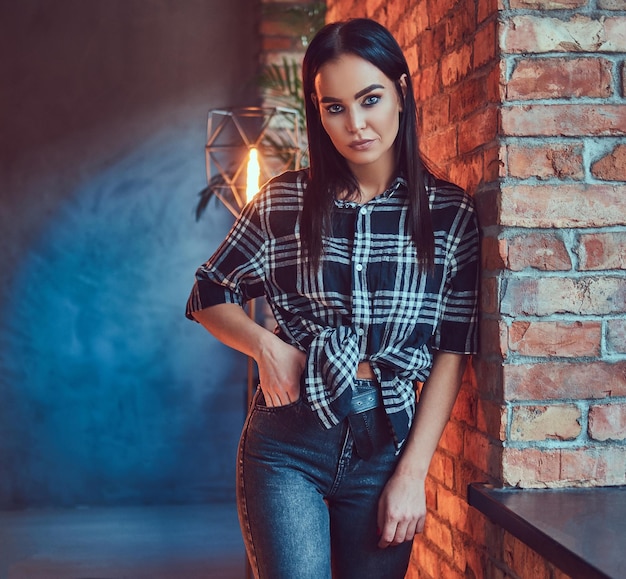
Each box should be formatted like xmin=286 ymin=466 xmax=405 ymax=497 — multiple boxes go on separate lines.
xmin=186 ymin=169 xmax=479 ymax=448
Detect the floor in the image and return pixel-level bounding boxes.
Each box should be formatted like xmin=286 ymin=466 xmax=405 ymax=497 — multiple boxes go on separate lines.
xmin=0 ymin=502 xmax=247 ymax=579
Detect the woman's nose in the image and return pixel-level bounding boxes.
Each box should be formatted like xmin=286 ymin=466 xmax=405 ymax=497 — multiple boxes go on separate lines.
xmin=346 ymin=108 xmax=366 ymax=133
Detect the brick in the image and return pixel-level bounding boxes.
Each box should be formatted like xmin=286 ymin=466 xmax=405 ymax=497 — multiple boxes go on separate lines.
xmin=478 ymin=0 xmax=499 ymax=24
xmin=415 ymin=62 xmax=440 ymax=101
xmin=463 ymin=542 xmax=489 ymax=579
xmin=474 ymin=19 xmax=497 ymax=69
xmin=425 ymin=476 xmax=438 ymax=510
xmin=475 ymin=182 xmax=500 ymax=227
xmin=502 ymin=448 xmax=562 ymax=487
xmin=588 ymin=403 xmax=626 ymax=441
xmin=428 ymin=0 xmax=461 ymax=24
xmin=458 ymin=106 xmax=498 ymax=153
xmin=501 ymin=276 xmax=626 ymax=316
xmin=441 ymin=44 xmax=473 ymax=87
xmin=482 ymin=236 xmax=506 ymax=271
xmin=409 ymin=539 xmax=438 ymax=578
xmin=502 ymin=104 xmax=626 ymax=137
xmin=607 ymin=319 xmax=626 ymax=354
xmin=506 ymin=57 xmax=613 ymax=100
xmin=421 ymin=125 xmax=458 ymax=162
xmin=260 ymin=18 xmax=299 ymax=38
xmin=559 ymin=447 xmax=626 ymax=486
xmin=483 ymin=143 xmax=501 ymax=184
xmin=503 ymin=361 xmax=626 ymax=400
xmin=456 ymin=486 xmax=496 ymax=542
xmin=424 ymin=515 xmax=454 ymax=557
xmin=598 ymin=0 xmax=626 ymax=8
xmin=486 ymin=61 xmax=503 ymax=104
xmin=479 ymin=318 xmax=507 ymax=358
xmin=450 ymin=76 xmax=489 ymax=123
xmin=439 ymin=558 xmax=464 ymax=579
xmin=508 ymin=320 xmax=601 ymax=357
xmin=510 ymin=404 xmax=582 ymax=441
xmin=420 ymin=94 xmax=450 ymax=136
xmin=504 ymin=532 xmax=555 ymax=578
xmin=554 ymin=567 xmax=575 ymax=579
xmin=261 ymin=37 xmax=293 ymax=52
xmin=453 ymin=381 xmax=477 ymax=426
xmin=444 ymin=0 xmax=476 ymax=51
xmin=418 ymin=24 xmax=448 ymax=68
xmin=503 ymin=447 xmax=626 ymax=487
xmin=510 ymin=0 xmax=588 ymax=6
xmin=500 ymin=184 xmax=626 ymax=228
xmin=577 ymin=231 xmax=626 ymax=270
xmin=464 ymin=429 xmax=502 ymax=476
xmin=436 ymin=486 xmax=470 ymax=533
xmin=440 ymin=420 xmax=465 ymax=456
xmin=502 ymin=15 xmax=626 ymax=54
xmin=430 ymin=449 xmax=456 ymax=488
xmin=477 ymin=398 xmax=507 ymax=441
xmin=412 ymin=1 xmax=429 ymax=33
xmin=447 ymin=150 xmax=485 ymax=193
xmin=480 ymin=276 xmax=499 ymax=315
xmin=505 ymin=142 xmax=584 ymax=180
xmin=474 ymin=358 xmax=504 ymax=403
xmin=591 ymin=143 xmax=626 ymax=181
xmin=505 ymin=233 xmax=572 ymax=271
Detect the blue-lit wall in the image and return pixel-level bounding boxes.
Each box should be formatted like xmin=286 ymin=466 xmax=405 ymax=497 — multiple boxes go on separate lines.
xmin=0 ymin=1 xmax=258 ymax=508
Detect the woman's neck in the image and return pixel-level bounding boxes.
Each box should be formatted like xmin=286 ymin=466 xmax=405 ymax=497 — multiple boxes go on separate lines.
xmin=352 ymin=168 xmax=396 ymax=203
xmin=347 ymin=153 xmax=396 ymax=203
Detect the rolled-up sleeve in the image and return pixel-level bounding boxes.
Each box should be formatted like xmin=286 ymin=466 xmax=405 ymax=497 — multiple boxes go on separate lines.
xmin=185 ymin=200 xmax=266 ymax=320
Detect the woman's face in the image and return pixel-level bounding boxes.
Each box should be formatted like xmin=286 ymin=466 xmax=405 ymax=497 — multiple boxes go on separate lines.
xmin=313 ymin=53 xmax=405 ymax=176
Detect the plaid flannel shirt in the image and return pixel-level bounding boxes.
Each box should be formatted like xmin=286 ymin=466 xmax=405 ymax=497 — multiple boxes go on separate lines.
xmin=186 ymin=169 xmax=479 ymax=449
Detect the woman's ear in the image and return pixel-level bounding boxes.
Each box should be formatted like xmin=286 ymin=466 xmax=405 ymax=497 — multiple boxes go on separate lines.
xmin=398 ymin=74 xmax=408 ymax=107
xmin=311 ymin=93 xmax=319 ymax=109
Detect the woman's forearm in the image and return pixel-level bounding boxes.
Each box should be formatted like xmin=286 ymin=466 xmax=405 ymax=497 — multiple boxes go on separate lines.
xmin=192 ymin=303 xmax=306 ymax=406
xmin=396 ymin=351 xmax=467 ymax=480
xmin=191 ymin=302 xmax=274 ymax=360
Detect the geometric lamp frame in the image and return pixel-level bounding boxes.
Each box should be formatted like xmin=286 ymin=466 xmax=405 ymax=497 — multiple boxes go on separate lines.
xmin=205 ymin=106 xmax=302 ymax=216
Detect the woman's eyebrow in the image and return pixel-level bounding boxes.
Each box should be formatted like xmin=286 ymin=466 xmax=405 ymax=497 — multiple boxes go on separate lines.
xmin=355 ymin=84 xmax=385 ymax=99
xmin=320 ymin=83 xmax=386 ymax=104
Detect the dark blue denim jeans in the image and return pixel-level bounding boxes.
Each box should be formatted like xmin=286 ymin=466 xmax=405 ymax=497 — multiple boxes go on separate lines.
xmin=237 ymin=382 xmax=413 ymax=579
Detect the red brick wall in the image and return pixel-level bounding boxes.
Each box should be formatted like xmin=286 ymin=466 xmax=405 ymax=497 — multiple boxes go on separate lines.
xmin=260 ymin=0 xmax=325 ymax=65
xmin=496 ymin=2 xmax=626 ymax=489
xmin=325 ymin=0 xmax=626 ymax=577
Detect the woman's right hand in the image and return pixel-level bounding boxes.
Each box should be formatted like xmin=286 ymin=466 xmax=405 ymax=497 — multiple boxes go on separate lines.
xmin=256 ymin=334 xmax=306 ymax=407
xmin=192 ymin=303 xmax=306 ymax=407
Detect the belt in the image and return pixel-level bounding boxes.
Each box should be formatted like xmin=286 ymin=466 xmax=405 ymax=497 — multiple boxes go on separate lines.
xmin=349 ymin=380 xmax=382 ymax=415
xmin=347 ymin=381 xmax=383 ymax=460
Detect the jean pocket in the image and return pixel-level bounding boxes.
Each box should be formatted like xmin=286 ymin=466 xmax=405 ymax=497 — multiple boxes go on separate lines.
xmin=253 ymin=388 xmax=303 ymax=414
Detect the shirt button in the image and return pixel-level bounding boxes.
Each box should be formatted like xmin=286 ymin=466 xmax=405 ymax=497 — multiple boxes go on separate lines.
xmin=360 ymin=206 xmax=368 ymax=216
xmin=357 ymin=327 xmax=365 ymax=336
xmin=356 ymin=263 xmax=363 ymax=272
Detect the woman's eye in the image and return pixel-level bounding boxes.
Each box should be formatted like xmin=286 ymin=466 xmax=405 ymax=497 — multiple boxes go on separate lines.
xmin=326 ymin=104 xmax=343 ymax=114
xmin=363 ymin=95 xmax=381 ymax=106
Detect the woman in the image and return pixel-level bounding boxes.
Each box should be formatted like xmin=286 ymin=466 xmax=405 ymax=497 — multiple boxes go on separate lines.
xmin=186 ymin=18 xmax=479 ymax=579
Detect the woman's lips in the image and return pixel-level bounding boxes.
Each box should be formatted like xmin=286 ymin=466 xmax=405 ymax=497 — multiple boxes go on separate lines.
xmin=349 ymin=139 xmax=374 ymax=151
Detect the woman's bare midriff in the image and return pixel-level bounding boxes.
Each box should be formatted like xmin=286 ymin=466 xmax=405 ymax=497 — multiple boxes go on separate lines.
xmin=357 ymin=361 xmax=375 ymax=380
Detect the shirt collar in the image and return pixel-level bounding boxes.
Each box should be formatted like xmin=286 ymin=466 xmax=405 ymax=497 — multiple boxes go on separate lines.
xmin=334 ymin=175 xmax=407 ymax=208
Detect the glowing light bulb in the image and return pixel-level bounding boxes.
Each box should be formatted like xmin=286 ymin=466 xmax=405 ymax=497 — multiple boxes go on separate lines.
xmin=246 ymin=147 xmax=260 ymax=203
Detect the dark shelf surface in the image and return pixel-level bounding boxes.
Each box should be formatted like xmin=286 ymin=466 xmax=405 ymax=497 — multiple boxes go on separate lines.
xmin=468 ymin=483 xmax=626 ymax=579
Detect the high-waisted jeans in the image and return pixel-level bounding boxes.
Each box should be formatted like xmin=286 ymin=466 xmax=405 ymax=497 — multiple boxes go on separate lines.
xmin=236 ymin=380 xmax=413 ymax=579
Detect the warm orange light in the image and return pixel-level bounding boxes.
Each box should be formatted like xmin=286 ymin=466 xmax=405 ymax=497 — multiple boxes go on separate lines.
xmin=246 ymin=147 xmax=260 ymax=203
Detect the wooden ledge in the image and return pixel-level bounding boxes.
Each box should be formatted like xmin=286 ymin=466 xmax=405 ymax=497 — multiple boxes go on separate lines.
xmin=468 ymin=483 xmax=626 ymax=579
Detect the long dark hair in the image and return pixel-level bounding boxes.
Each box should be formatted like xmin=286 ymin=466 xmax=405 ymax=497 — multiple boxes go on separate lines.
xmin=301 ymin=18 xmax=434 ymax=271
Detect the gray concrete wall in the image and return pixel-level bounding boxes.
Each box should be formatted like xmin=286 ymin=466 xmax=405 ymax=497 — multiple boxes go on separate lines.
xmin=0 ymin=0 xmax=259 ymax=508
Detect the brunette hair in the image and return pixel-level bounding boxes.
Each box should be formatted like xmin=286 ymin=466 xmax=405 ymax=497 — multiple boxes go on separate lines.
xmin=301 ymin=18 xmax=434 ymax=270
